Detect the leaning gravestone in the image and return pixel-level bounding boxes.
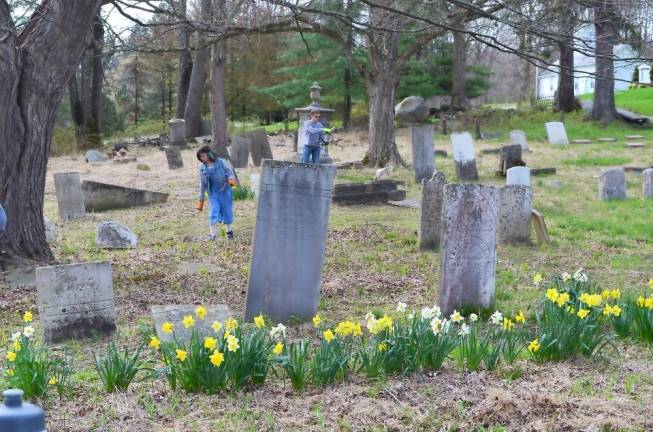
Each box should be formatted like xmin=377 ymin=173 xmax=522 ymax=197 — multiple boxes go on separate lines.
xmin=36 ymin=261 xmax=116 ymax=343
xmin=151 ymin=305 xmax=231 ymax=343
xmin=509 ymin=130 xmax=529 ymax=152
xmin=419 ymin=172 xmax=446 ymax=251
xmin=643 ymin=168 xmax=653 ymax=198
xmin=54 ymin=172 xmax=85 ymax=221
xmin=498 ymin=185 xmax=532 ymax=245
xmin=411 ymin=125 xmax=436 ymax=183
xmin=96 ymin=221 xmax=137 ymax=249
xmin=450 ymin=132 xmax=479 ymax=181
xmin=245 ymin=161 xmax=336 ymax=322
xmin=499 ymin=145 xmax=524 ymax=176
xmin=164 ymin=146 xmax=184 ymax=170
xmin=439 ymin=184 xmax=499 ymax=315
xmin=506 ymin=166 xmax=531 ymax=187
xmin=245 ymin=129 xmax=274 ymax=167
xmin=82 ymin=181 xmax=168 ymax=212
xmin=231 ymin=136 xmax=251 ymax=169
xmin=545 ymin=122 xmax=569 ymax=145
xmin=598 ymin=168 xmax=626 ymax=201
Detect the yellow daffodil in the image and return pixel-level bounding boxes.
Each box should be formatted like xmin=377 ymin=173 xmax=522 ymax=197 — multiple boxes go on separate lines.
xmin=212 ymin=321 xmax=222 ymax=333
xmin=610 ymin=289 xmax=621 ymax=300
xmin=577 ymin=309 xmax=590 ymax=319
xmin=48 ymin=377 xmax=58 ymax=386
xmin=195 ymin=306 xmax=207 ymax=320
xmin=611 ymin=305 xmax=622 ymax=317
xmin=450 ymin=310 xmax=463 ymax=323
xmin=6 ymin=352 xmax=16 ymax=362
xmin=502 ymin=318 xmax=514 ymax=331
xmin=528 ymin=339 xmax=540 ymax=353
xmin=335 ymin=320 xmax=361 ymax=337
xmin=226 ymin=318 xmax=238 ymax=331
xmin=182 ymin=315 xmax=195 ymax=329
xmin=227 ymin=335 xmax=240 ymax=352
xmin=273 ymin=342 xmax=284 ymax=355
xmin=223 ymin=330 xmax=231 ymax=340
xmin=352 ymin=323 xmax=363 ymax=337
xmin=5 ymin=369 xmax=14 ymax=377
xmin=637 ymin=296 xmax=646 ymax=307
xmin=376 ymin=315 xmax=393 ymax=332
xmin=377 ymin=342 xmax=388 ymax=352
xmin=23 ymin=311 xmax=33 ymax=323
xmin=210 ymin=351 xmax=224 ymax=367
xmin=533 ymin=273 xmax=543 ymax=286
xmin=254 ymin=315 xmax=265 ymax=329
xmin=149 ymin=336 xmax=161 ymax=350
xmin=646 ymin=298 xmax=653 ymax=309
xmin=601 ymin=290 xmax=611 ymax=300
xmin=323 ymin=329 xmax=335 ymax=342
xmin=514 ymin=311 xmax=526 ymax=324
xmin=556 ymin=292 xmax=570 ymax=307
xmin=579 ymin=293 xmax=602 ymax=308
xmin=312 ymin=314 xmax=322 ymax=327
xmin=176 ymin=349 xmax=187 ymax=362
xmin=162 ymin=322 xmax=174 ymax=334
xmin=546 ymin=288 xmax=559 ymax=302
xmin=12 ymin=340 xmax=21 ymax=351
xmin=203 ymin=337 xmax=217 ymax=351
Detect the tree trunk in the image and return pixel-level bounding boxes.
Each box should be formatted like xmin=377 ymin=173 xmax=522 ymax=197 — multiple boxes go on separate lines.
xmin=342 ymin=0 xmax=353 ymax=129
xmin=451 ymin=23 xmax=468 ymax=111
xmin=556 ymin=15 xmax=579 ymax=112
xmin=184 ymin=0 xmax=211 ymax=138
xmin=366 ymin=74 xmax=403 ymax=167
xmin=175 ymin=0 xmax=192 ymax=118
xmin=209 ymin=0 xmax=229 ymax=158
xmin=0 ymin=0 xmax=102 ymax=266
xmin=591 ymin=0 xmax=617 ymax=123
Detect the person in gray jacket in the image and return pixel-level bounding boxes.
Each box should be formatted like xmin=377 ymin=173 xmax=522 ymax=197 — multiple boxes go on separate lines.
xmin=302 ymin=110 xmax=332 ymax=164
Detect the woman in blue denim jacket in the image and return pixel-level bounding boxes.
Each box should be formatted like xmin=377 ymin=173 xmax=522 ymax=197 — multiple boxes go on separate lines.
xmin=195 ymin=146 xmax=237 ymax=240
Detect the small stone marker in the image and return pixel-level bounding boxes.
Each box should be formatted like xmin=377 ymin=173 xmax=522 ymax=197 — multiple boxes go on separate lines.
xmin=411 ymin=125 xmax=436 ymax=183
xmin=450 ymin=132 xmax=479 ymax=181
xmin=531 ymin=209 xmax=550 ymax=244
xmin=168 ymin=119 xmax=187 ymax=147
xmin=498 ymin=185 xmax=532 ymax=245
xmin=598 ymin=137 xmax=616 ymax=142
xmin=54 ymin=172 xmax=85 ymax=221
xmin=626 ymin=142 xmax=645 ymax=148
xmin=231 ymin=136 xmax=251 ymax=168
xmin=85 ymin=150 xmax=106 ymax=163
xmin=499 ymin=145 xmax=524 ymax=176
xmin=96 ymin=221 xmax=137 ymax=249
xmin=164 ymin=146 xmax=184 ymax=170
xmin=44 ymin=218 xmax=57 ymax=243
xmin=333 ymin=180 xmax=405 ymax=205
xmin=245 ymin=161 xmax=336 ymax=322
xmin=375 ymin=166 xmax=393 ymax=180
xmin=643 ymin=168 xmax=653 ymax=198
xmin=36 ymin=261 xmax=116 ymax=343
xmin=151 ymin=305 xmax=231 ymax=343
xmin=244 ymin=129 xmax=274 ymax=167
xmin=439 ymin=184 xmax=499 ymax=315
xmin=571 ymin=139 xmax=592 ymax=144
xmin=419 ymin=172 xmax=446 ymax=251
xmin=388 ymin=198 xmax=419 ymax=209
xmin=545 ymin=122 xmax=569 ymax=145
xmin=509 ymin=130 xmax=529 ymax=152
xmin=506 ymin=166 xmax=531 ymax=187
xmin=599 ymin=168 xmax=626 ymax=201
xmin=250 ymin=174 xmax=260 ymax=196
xmin=82 ymin=181 xmax=168 ymax=212
xmin=626 ymin=135 xmax=644 ymax=140
xmin=530 ymin=167 xmax=557 ymax=176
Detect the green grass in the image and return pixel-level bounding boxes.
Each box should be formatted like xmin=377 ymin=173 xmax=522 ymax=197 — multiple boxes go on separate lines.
xmin=106 ymin=119 xmax=168 ymax=141
xmin=582 ymin=87 xmax=653 ymax=116
xmin=561 ymin=156 xmax=632 ymax=167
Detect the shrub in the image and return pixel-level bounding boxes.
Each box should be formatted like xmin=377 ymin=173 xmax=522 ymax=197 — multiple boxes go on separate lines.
xmin=94 ymin=341 xmax=154 ymax=393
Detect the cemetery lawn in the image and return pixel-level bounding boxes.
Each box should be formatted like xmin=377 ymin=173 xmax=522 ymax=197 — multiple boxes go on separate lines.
xmin=3 ymin=113 xmax=653 ymax=431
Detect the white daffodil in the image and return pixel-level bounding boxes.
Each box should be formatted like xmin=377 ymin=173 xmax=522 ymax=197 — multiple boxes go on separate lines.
xmin=11 ymin=332 xmax=22 ymax=342
xmin=396 ymin=302 xmax=407 ymax=313
xmin=23 ymin=326 xmax=35 ymax=338
xmin=561 ymin=272 xmax=571 ymax=282
xmin=269 ymin=323 xmax=286 ymax=340
xmin=458 ymin=323 xmax=470 ymax=337
xmin=430 ymin=317 xmax=442 ymax=335
xmin=469 ymin=313 xmax=478 ymax=323
xmin=421 ymin=306 xmax=436 ymax=320
xmin=490 ymin=311 xmax=503 ymax=325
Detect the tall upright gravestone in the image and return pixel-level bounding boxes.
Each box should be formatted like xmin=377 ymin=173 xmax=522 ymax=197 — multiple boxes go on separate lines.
xmin=498 ymin=185 xmax=532 ymax=245
xmin=245 ymin=161 xmax=336 ymax=322
xmin=230 ymin=136 xmax=251 ymax=169
xmin=245 ymin=129 xmax=274 ymax=167
xmin=164 ymin=146 xmax=184 ymax=170
xmin=450 ymin=132 xmax=479 ymax=181
xmin=439 ymin=184 xmax=499 ymax=315
xmin=509 ymin=130 xmax=529 ymax=152
xmin=419 ymin=172 xmax=446 ymax=251
xmin=545 ymin=122 xmax=569 ymax=145
xmin=54 ymin=172 xmax=85 ymax=221
xmin=168 ymin=119 xmax=187 ymax=148
xmin=411 ymin=125 xmax=436 ymax=183
xmin=643 ymin=168 xmax=653 ymax=198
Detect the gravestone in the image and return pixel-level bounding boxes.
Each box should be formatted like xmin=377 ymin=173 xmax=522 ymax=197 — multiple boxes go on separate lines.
xmin=151 ymin=305 xmax=231 ymax=343
xmin=96 ymin=221 xmax=137 ymax=249
xmin=168 ymin=119 xmax=187 ymax=148
xmin=245 ymin=161 xmax=336 ymax=322
xmin=506 ymin=166 xmax=531 ymax=187
xmin=450 ymin=132 xmax=479 ymax=181
xmin=164 ymin=146 xmax=184 ymax=170
xmin=598 ymin=168 xmax=626 ymax=201
xmin=439 ymin=184 xmax=499 ymax=315
xmin=231 ymin=136 xmax=251 ymax=168
xmin=598 ymin=137 xmax=616 ymax=142
xmin=499 ymin=145 xmax=524 ymax=176
xmin=245 ymin=129 xmax=273 ymax=166
xmin=250 ymin=174 xmax=260 ymax=196
xmin=375 ymin=166 xmax=393 ymax=180
xmin=498 ymin=185 xmax=532 ymax=245
xmin=509 ymin=130 xmax=529 ymax=152
xmin=44 ymin=218 xmax=57 ymax=243
xmin=85 ymin=150 xmax=106 ymax=163
xmin=82 ymin=181 xmax=169 ymax=212
xmin=531 ymin=167 xmax=557 ymax=176
xmin=332 ymin=180 xmax=405 ymax=205
xmin=395 ymin=96 xmax=429 ymax=124
xmin=36 ymin=261 xmax=116 ymax=343
xmin=419 ymin=172 xmax=446 ymax=251
xmin=642 ymin=168 xmax=653 ymax=198
xmin=54 ymin=172 xmax=85 ymax=221
xmin=411 ymin=125 xmax=436 ymax=183
xmin=531 ymin=209 xmax=551 ymax=244
xmin=545 ymin=122 xmax=569 ymax=145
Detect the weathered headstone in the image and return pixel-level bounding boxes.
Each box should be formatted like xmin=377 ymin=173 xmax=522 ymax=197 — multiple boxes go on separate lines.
xmin=151 ymin=305 xmax=231 ymax=343
xmin=499 ymin=145 xmax=524 ymax=176
xmin=450 ymin=132 xmax=479 ymax=181
xmin=168 ymin=119 xmax=187 ymax=148
xmin=54 ymin=172 xmax=85 ymax=221
xmin=598 ymin=168 xmax=626 ymax=201
xmin=333 ymin=180 xmax=405 ymax=205
xmin=509 ymin=130 xmax=529 ymax=152
xmin=245 ymin=129 xmax=273 ymax=166
xmin=250 ymin=174 xmax=261 ymax=196
xmin=231 ymin=136 xmax=251 ymax=168
xmin=506 ymin=166 xmax=531 ymax=187
xmin=598 ymin=137 xmax=616 ymax=142
xmin=626 ymin=142 xmax=645 ymax=148
xmin=96 ymin=221 xmax=137 ymax=249
xmin=164 ymin=146 xmax=184 ymax=170
xmin=36 ymin=261 xmax=116 ymax=343
xmin=419 ymin=172 xmax=446 ymax=251
xmin=44 ymin=218 xmax=57 ymax=243
xmin=85 ymin=150 xmax=106 ymax=163
xmin=439 ymin=184 xmax=499 ymax=315
xmin=82 ymin=181 xmax=169 ymax=212
xmin=545 ymin=122 xmax=569 ymax=145
xmin=531 ymin=209 xmax=551 ymax=244
xmin=498 ymin=185 xmax=532 ymax=245
xmin=531 ymin=167 xmax=557 ymax=176
xmin=411 ymin=125 xmax=436 ymax=183
xmin=245 ymin=161 xmax=336 ymax=322
xmin=642 ymin=168 xmax=653 ymax=198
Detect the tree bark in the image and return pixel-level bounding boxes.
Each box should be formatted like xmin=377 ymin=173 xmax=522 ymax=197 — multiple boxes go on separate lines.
xmin=451 ymin=23 xmax=468 ymax=111
xmin=209 ymin=0 xmax=229 ymax=158
xmin=0 ymin=0 xmax=103 ymax=265
xmin=175 ymin=0 xmax=192 ymax=118
xmin=342 ymin=0 xmax=353 ymax=129
xmin=184 ymin=0 xmax=211 ymax=138
xmin=591 ymin=0 xmax=617 ymax=123
xmin=555 ymin=14 xmax=579 ymax=112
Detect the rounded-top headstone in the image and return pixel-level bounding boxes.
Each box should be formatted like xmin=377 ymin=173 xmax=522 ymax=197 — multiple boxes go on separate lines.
xmin=168 ymin=119 xmax=186 ymax=143
xmin=0 ymin=389 xmax=46 ymax=432
xmin=395 ymin=96 xmax=429 ymax=124
xmin=598 ymin=168 xmax=626 ymax=201
xmin=96 ymin=221 xmax=138 ymax=249
xmin=506 ymin=166 xmax=531 ymax=187
xmin=509 ymin=130 xmax=529 ymax=151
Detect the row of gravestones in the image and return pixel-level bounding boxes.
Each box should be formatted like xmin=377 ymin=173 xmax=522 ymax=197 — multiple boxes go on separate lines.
xmin=599 ymin=168 xmax=653 ymax=200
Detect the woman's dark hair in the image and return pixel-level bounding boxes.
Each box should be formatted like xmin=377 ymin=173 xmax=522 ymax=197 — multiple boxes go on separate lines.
xmin=196 ymin=145 xmax=216 ymax=162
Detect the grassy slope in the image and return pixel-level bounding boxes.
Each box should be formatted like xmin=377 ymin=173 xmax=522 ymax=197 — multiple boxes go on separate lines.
xmin=581 ymin=87 xmax=653 ymax=116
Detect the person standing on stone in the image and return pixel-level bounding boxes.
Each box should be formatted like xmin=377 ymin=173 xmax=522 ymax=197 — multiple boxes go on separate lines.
xmin=196 ymin=146 xmax=237 ymax=240
xmin=302 ymin=110 xmax=332 ymax=164
xmin=0 ymin=203 xmax=6 ymax=233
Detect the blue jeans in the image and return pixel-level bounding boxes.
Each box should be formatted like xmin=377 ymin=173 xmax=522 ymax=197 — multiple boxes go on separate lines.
xmin=302 ymin=145 xmax=321 ymax=164
xmin=0 ymin=204 xmax=6 ymax=233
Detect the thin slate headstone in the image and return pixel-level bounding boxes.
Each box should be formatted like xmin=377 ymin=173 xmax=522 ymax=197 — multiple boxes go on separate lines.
xmin=642 ymin=168 xmax=653 ymax=198
xmin=419 ymin=172 xmax=446 ymax=251
xmin=168 ymin=119 xmax=187 ymax=147
xmin=245 ymin=129 xmax=273 ymax=166
xmin=509 ymin=130 xmax=529 ymax=152
xmin=506 ymin=166 xmax=531 ymax=187
xmin=54 ymin=172 xmax=85 ymax=221
xmin=151 ymin=305 xmax=231 ymax=343
xmin=164 ymin=146 xmax=184 ymax=170
xmin=450 ymin=132 xmax=479 ymax=181
xmin=531 ymin=209 xmax=551 ymax=244
xmin=545 ymin=122 xmax=569 ymax=145
xmin=439 ymin=184 xmax=499 ymax=315
xmin=498 ymin=185 xmax=532 ymax=245
xmin=598 ymin=168 xmax=626 ymax=201
xmin=231 ymin=136 xmax=251 ymax=168
xmin=499 ymin=145 xmax=524 ymax=176
xmin=245 ymin=161 xmax=336 ymax=322
xmin=411 ymin=125 xmax=436 ymax=183
xmin=36 ymin=261 xmax=116 ymax=343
